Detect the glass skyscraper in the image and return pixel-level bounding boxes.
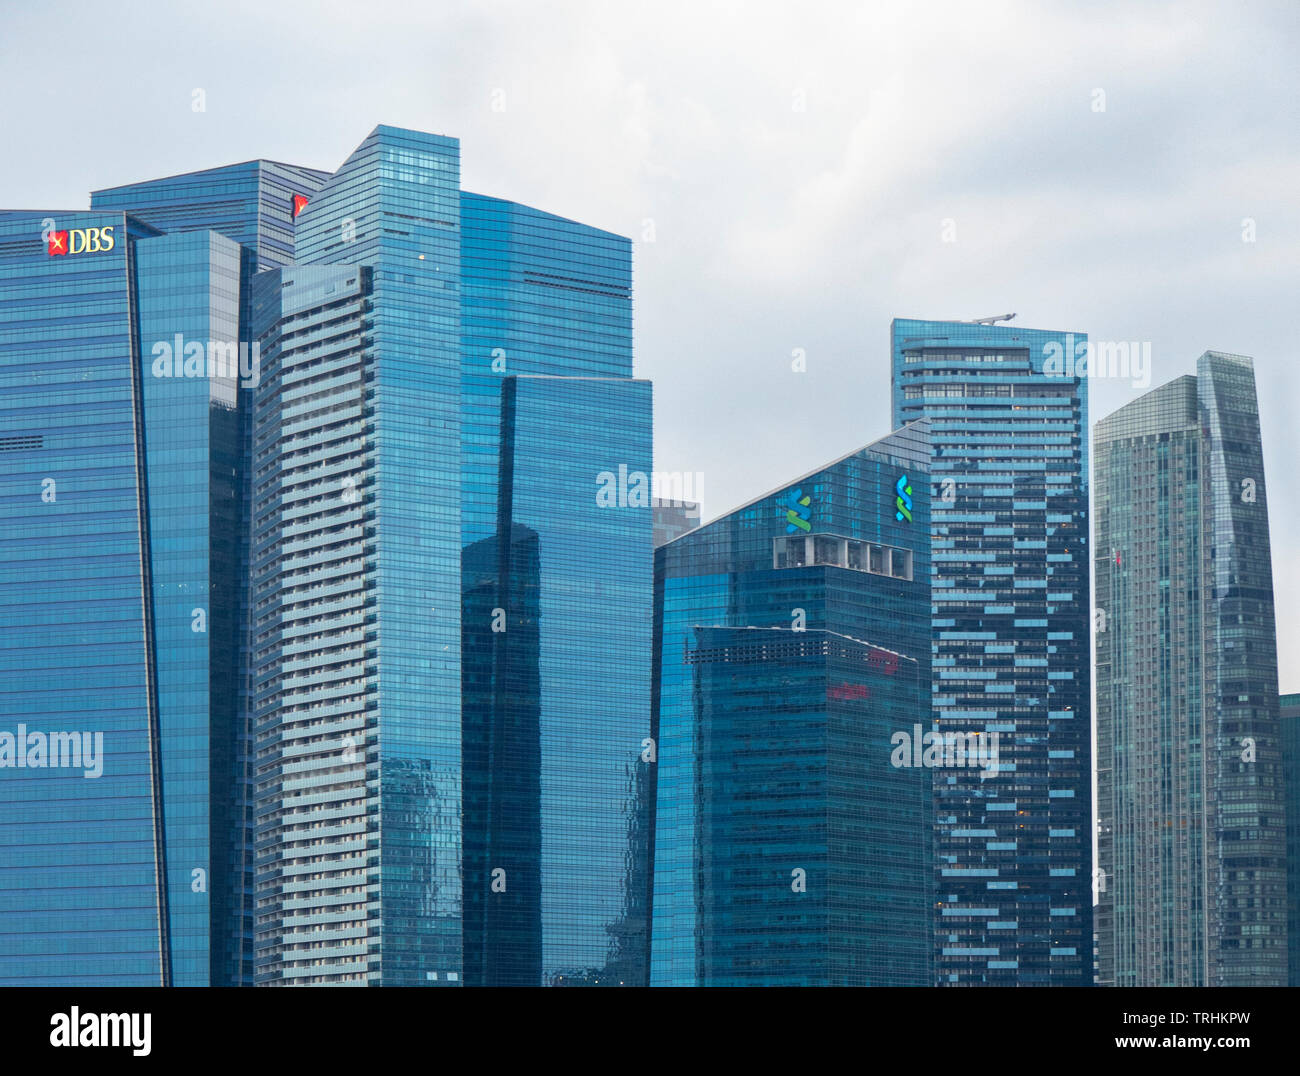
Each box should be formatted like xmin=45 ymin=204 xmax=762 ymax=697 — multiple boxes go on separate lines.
xmin=246 ymin=128 xmax=653 ymax=985
xmin=91 ymin=160 xmax=330 ymax=985
xmin=246 ymin=126 xmax=467 ymax=986
xmin=456 ymin=192 xmax=652 ymax=985
xmin=1 ymin=126 xmax=652 ymax=986
xmin=463 ymin=375 xmax=652 ymax=986
xmin=650 ymin=422 xmax=934 ymax=986
xmin=1095 ymin=356 xmax=1286 ymax=986
xmin=891 ymin=318 xmax=1092 ymax=986
xmin=1282 ymin=692 xmax=1300 ymax=987
xmin=0 ymin=209 xmax=255 ymax=985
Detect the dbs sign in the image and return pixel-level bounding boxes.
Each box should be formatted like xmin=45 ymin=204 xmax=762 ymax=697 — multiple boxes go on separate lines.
xmin=48 ymin=226 xmax=116 ymax=257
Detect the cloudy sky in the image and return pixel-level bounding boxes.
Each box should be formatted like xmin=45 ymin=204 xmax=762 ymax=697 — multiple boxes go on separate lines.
xmin=2 ymin=0 xmax=1297 ymax=680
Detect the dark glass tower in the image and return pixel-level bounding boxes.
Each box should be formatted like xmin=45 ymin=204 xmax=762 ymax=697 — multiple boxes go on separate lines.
xmin=456 ymin=194 xmax=652 ymax=985
xmin=891 ymin=318 xmax=1092 ymax=986
xmin=1095 ymin=356 xmax=1287 ymax=986
xmin=463 ymin=375 xmax=653 ymax=985
xmin=650 ymin=422 xmax=933 ymax=985
xmin=1282 ymin=692 xmax=1300 ymax=986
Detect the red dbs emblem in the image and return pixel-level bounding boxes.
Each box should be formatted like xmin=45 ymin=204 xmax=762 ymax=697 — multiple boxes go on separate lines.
xmin=292 ymin=194 xmax=309 ymax=219
xmin=48 ymin=231 xmax=69 ymax=256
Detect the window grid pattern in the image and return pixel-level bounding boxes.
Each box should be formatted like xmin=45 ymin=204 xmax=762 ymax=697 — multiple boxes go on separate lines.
xmin=891 ymin=319 xmax=1092 ymax=987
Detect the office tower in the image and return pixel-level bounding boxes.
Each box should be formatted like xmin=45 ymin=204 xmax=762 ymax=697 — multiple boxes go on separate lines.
xmin=650 ymin=422 xmax=934 ymax=986
xmin=1095 ymin=357 xmax=1286 ymax=986
xmin=92 ymin=160 xmax=330 ymax=987
xmin=1283 ymin=692 xmax=1300 ymax=986
xmin=0 ymin=210 xmax=249 ymax=985
xmin=462 ymin=375 xmax=653 ymax=985
xmin=457 ymin=194 xmax=650 ymax=986
xmin=891 ymin=318 xmax=1092 ymax=986
xmin=244 ymin=126 xmax=466 ymax=986
xmin=652 ymin=500 xmax=700 ymax=546
xmin=242 ymin=127 xmax=652 ymax=985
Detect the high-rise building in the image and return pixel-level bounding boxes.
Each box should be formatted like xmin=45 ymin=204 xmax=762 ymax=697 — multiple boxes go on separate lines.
xmin=0 ymin=209 xmax=257 ymax=985
xmin=246 ymin=126 xmax=467 ymax=986
xmin=92 ymin=159 xmax=330 ymax=987
xmin=1 ymin=126 xmax=653 ymax=987
xmin=650 ymin=421 xmax=934 ymax=986
xmin=247 ymin=128 xmax=653 ymax=985
xmin=456 ymin=193 xmax=652 ymax=985
xmin=463 ymin=375 xmax=653 ymax=986
xmin=891 ymin=318 xmax=1092 ymax=986
xmin=1095 ymin=357 xmax=1286 ymax=986
xmin=1282 ymin=692 xmax=1300 ymax=986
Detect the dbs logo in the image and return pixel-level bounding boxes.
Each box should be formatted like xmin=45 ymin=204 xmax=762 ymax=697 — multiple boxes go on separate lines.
xmin=48 ymin=226 xmax=115 ymax=257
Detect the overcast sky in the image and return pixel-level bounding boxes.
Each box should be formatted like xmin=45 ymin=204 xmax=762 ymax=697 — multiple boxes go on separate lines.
xmin=2 ymin=0 xmax=1297 ymax=683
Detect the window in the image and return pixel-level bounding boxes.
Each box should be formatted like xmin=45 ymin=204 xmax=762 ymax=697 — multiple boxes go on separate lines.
xmin=773 ymin=534 xmax=913 ymax=581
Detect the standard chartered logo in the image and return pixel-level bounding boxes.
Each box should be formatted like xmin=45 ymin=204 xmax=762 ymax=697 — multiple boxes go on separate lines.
xmin=784 ymin=487 xmax=811 ymax=533
xmin=895 ymin=474 xmax=913 ymax=522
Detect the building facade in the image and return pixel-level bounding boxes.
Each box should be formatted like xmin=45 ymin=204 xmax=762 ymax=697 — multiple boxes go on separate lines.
xmin=463 ymin=375 xmax=653 ymax=985
xmin=92 ymin=160 xmax=330 ymax=986
xmin=1095 ymin=357 xmax=1286 ymax=986
xmin=1 ymin=126 xmax=653 ymax=986
xmin=891 ymin=318 xmax=1093 ymax=986
xmin=0 ymin=209 xmax=254 ymax=985
xmin=457 ymin=194 xmax=651 ymax=985
xmin=650 ymin=422 xmax=934 ymax=986
xmin=1282 ymin=692 xmax=1300 ymax=987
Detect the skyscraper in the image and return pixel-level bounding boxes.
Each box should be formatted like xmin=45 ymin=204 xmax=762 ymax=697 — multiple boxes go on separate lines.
xmin=92 ymin=159 xmax=330 ymax=986
xmin=92 ymin=160 xmax=331 ymax=271
xmin=1095 ymin=356 xmax=1286 ymax=986
xmin=1282 ymin=692 xmax=1300 ymax=987
xmin=650 ymin=422 xmax=933 ymax=986
xmin=891 ymin=318 xmax=1092 ymax=986
xmin=463 ymin=375 xmax=653 ymax=986
xmin=456 ymin=193 xmax=652 ymax=985
xmin=0 ymin=209 xmax=255 ymax=985
xmin=247 ymin=128 xmax=653 ymax=985
xmin=247 ymin=126 xmax=467 ymax=986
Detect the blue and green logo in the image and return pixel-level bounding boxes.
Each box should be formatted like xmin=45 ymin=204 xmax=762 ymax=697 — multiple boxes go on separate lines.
xmin=785 ymin=487 xmax=812 ymax=533
xmin=895 ymin=475 xmax=913 ymax=523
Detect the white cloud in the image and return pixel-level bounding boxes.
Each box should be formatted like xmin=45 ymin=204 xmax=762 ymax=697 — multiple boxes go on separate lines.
xmin=2 ymin=0 xmax=1297 ymax=676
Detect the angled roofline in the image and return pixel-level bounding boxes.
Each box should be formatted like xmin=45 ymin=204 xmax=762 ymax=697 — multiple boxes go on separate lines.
xmin=660 ymin=417 xmax=930 ymax=546
xmin=91 ymin=158 xmax=333 ymax=197
xmin=462 ymin=189 xmax=632 ymax=244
